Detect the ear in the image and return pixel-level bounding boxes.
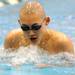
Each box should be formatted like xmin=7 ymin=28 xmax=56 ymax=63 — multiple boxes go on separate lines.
xmin=18 ymin=19 xmax=21 ymax=25
xmin=43 ymin=16 xmax=50 ymax=25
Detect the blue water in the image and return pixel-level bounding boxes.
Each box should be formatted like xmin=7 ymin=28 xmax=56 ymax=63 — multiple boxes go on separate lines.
xmin=0 ymin=0 xmax=75 ymax=75
xmin=0 ymin=64 xmax=75 ymax=75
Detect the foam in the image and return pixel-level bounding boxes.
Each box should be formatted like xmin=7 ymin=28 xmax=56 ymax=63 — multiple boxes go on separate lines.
xmin=0 ymin=45 xmax=75 ymax=67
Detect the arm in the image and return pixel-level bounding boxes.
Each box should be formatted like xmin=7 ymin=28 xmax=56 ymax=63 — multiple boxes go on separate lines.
xmin=60 ymin=38 xmax=74 ymax=54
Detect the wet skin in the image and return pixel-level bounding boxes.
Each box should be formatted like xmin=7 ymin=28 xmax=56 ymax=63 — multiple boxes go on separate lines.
xmin=4 ymin=2 xmax=74 ymax=54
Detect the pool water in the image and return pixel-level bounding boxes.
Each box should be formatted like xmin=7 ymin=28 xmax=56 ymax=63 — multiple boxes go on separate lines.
xmin=0 ymin=64 xmax=75 ymax=75
xmin=0 ymin=0 xmax=75 ymax=75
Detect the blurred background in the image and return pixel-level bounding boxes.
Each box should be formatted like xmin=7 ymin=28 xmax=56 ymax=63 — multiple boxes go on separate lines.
xmin=0 ymin=0 xmax=75 ymax=47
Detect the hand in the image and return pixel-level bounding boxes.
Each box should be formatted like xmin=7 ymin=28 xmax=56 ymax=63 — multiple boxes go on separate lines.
xmin=35 ymin=64 xmax=50 ymax=68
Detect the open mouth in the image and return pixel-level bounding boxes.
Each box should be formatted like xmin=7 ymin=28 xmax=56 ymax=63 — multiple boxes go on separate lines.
xmin=29 ymin=35 xmax=38 ymax=43
xmin=30 ymin=37 xmax=37 ymax=42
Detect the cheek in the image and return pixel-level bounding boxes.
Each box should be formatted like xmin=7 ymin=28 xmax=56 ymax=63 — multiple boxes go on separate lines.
xmin=23 ymin=32 xmax=29 ymax=37
xmin=36 ymin=30 xmax=42 ymax=37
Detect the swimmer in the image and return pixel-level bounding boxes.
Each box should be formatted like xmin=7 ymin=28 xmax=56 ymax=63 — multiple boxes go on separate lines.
xmin=4 ymin=1 xmax=74 ymax=55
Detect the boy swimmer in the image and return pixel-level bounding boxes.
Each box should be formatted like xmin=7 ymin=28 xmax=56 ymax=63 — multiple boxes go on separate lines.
xmin=4 ymin=1 xmax=74 ymax=54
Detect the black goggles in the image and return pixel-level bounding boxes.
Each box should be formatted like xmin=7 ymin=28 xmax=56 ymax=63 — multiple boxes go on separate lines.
xmin=21 ymin=23 xmax=42 ymax=31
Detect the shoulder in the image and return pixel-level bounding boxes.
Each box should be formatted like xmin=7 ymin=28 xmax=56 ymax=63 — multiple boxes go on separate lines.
xmin=47 ymin=29 xmax=69 ymax=42
xmin=4 ymin=29 xmax=24 ymax=49
xmin=6 ymin=29 xmax=23 ymax=38
xmin=5 ymin=29 xmax=25 ymax=42
xmin=47 ymin=29 xmax=74 ymax=53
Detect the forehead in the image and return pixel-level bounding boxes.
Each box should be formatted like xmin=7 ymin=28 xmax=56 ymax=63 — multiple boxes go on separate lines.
xmin=20 ymin=15 xmax=43 ymax=25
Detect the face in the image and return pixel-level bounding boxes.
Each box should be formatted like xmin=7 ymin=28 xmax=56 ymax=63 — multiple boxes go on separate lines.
xmin=19 ymin=15 xmax=50 ymax=44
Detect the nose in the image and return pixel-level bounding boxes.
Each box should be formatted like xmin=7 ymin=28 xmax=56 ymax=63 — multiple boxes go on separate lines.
xmin=29 ymin=30 xmax=35 ymax=36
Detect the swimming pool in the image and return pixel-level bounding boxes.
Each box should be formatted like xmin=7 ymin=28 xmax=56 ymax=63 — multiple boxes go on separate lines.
xmin=0 ymin=0 xmax=75 ymax=75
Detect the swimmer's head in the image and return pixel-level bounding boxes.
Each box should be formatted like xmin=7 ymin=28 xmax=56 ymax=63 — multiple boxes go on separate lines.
xmin=18 ymin=1 xmax=50 ymax=44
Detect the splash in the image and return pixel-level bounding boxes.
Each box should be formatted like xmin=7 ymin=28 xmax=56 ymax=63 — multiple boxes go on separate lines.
xmin=0 ymin=45 xmax=75 ymax=67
